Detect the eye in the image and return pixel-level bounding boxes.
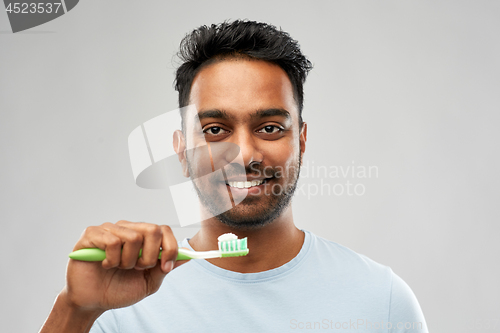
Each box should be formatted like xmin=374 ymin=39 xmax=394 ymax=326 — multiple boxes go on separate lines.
xmin=203 ymin=126 xmax=228 ymax=136
xmin=258 ymin=125 xmax=283 ymax=134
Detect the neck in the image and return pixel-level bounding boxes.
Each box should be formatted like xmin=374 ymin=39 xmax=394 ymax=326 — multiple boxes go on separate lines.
xmin=188 ymin=205 xmax=304 ymax=273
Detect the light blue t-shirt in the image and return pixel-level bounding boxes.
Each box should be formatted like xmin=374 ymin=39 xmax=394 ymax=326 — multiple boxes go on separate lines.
xmin=90 ymin=231 xmax=428 ymax=332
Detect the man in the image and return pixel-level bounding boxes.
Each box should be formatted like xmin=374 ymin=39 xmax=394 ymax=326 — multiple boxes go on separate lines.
xmin=40 ymin=20 xmax=428 ymax=332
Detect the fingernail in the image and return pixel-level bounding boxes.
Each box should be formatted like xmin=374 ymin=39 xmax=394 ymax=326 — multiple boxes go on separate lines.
xmin=163 ymin=260 xmax=174 ymax=273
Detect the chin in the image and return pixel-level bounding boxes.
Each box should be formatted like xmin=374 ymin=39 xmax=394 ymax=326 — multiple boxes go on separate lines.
xmin=214 ymin=196 xmax=293 ymax=230
xmin=215 ymin=214 xmax=274 ymax=230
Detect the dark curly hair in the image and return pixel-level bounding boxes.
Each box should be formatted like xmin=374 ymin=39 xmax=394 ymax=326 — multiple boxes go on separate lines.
xmin=175 ymin=20 xmax=313 ymax=129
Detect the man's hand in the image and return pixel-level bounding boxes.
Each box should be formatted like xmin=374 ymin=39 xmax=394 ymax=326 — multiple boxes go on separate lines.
xmin=40 ymin=221 xmax=181 ymax=333
xmin=64 ymin=220 xmax=179 ymax=310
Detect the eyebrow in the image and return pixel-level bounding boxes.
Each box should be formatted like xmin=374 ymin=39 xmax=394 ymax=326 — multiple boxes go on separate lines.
xmin=195 ymin=108 xmax=291 ymax=123
xmin=195 ymin=109 xmax=235 ymax=123
xmin=250 ymin=108 xmax=291 ymax=120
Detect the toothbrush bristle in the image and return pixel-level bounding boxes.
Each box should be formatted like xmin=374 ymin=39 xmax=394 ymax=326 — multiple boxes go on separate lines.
xmin=219 ymin=237 xmax=249 ymax=257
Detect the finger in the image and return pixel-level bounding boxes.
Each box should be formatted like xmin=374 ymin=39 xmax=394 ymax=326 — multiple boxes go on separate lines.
xmin=74 ymin=225 xmax=122 ymax=269
xmin=134 ymin=223 xmax=162 ymax=270
xmin=102 ymin=222 xmax=144 ymax=269
xmin=159 ymin=225 xmax=178 ymax=274
xmin=114 ymin=221 xmax=163 ymax=270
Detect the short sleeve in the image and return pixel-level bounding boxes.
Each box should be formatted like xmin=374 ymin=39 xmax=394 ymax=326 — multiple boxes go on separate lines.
xmin=388 ymin=272 xmax=429 ymax=332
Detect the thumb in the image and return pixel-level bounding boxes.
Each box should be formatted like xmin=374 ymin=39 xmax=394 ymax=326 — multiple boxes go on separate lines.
xmin=145 ymin=262 xmax=169 ymax=296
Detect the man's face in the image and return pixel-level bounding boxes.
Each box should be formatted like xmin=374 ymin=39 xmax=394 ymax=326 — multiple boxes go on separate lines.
xmin=181 ymin=59 xmax=307 ymax=229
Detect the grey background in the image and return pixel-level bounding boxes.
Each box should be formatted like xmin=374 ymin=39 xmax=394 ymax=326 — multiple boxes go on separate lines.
xmin=1 ymin=1 xmax=499 ymax=332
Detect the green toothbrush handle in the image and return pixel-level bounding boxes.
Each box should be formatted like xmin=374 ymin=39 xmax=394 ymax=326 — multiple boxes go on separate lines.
xmin=175 ymin=251 xmax=192 ymax=261
xmin=69 ymin=248 xmax=191 ymax=261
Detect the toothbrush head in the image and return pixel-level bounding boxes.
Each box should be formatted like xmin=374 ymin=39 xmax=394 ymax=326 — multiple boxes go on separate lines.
xmin=217 ymin=233 xmax=249 ymax=258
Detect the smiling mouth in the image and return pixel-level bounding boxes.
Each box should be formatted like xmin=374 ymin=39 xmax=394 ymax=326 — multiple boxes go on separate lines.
xmin=225 ymin=178 xmax=271 ymax=189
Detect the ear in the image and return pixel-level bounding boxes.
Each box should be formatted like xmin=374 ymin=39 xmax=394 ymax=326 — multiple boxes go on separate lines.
xmin=173 ymin=130 xmax=190 ymax=178
xmin=299 ymin=122 xmax=307 ymax=165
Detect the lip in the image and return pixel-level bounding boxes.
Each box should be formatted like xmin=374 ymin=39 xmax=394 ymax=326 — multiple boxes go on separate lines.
xmin=224 ymin=176 xmax=271 ymax=182
xmin=224 ymin=177 xmax=274 ymax=195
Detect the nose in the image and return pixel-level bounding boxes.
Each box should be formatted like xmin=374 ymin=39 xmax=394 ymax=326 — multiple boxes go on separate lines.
xmin=207 ymin=129 xmax=264 ymax=175
xmin=230 ymin=129 xmax=263 ymax=168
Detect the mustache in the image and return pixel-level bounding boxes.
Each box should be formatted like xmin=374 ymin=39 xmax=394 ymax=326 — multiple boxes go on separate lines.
xmin=222 ymin=164 xmax=278 ymax=179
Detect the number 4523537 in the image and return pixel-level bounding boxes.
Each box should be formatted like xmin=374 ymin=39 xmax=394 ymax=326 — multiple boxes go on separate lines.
xmin=5 ymin=2 xmax=62 ymax=14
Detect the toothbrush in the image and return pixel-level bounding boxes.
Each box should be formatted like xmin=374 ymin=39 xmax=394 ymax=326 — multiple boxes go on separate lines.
xmin=68 ymin=233 xmax=249 ymax=261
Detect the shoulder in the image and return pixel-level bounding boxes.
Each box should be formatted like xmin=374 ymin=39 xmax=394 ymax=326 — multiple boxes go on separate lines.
xmin=306 ymin=230 xmax=393 ymax=280
xmin=388 ymin=273 xmax=429 ymax=331
xmin=305 ymin=231 xmax=428 ymax=331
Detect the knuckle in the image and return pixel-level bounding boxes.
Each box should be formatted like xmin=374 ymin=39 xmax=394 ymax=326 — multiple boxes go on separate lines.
xmin=145 ymin=224 xmax=161 ymax=237
xmin=116 ymin=220 xmax=130 ymax=226
xmin=81 ymin=226 xmax=93 ymax=237
xmin=106 ymin=236 xmax=121 ymax=249
xmin=101 ymin=222 xmax=114 ymax=228
xmin=160 ymin=225 xmax=173 ymax=235
xmin=128 ymin=232 xmax=143 ymax=245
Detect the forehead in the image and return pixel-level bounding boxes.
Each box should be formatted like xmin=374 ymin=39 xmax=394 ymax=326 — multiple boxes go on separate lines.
xmin=189 ymin=59 xmax=298 ymax=120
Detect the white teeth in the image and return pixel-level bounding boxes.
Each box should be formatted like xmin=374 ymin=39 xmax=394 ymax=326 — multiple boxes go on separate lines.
xmin=227 ymin=180 xmax=264 ymax=188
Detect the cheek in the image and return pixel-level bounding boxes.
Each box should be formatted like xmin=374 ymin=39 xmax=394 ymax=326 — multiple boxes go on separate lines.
xmin=264 ymin=141 xmax=299 ymax=177
xmin=283 ymin=155 xmax=300 ymax=179
xmin=187 ymin=148 xmax=212 ymax=176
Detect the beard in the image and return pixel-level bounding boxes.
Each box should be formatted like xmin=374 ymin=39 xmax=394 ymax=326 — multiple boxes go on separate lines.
xmin=187 ymin=152 xmax=302 ymax=230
